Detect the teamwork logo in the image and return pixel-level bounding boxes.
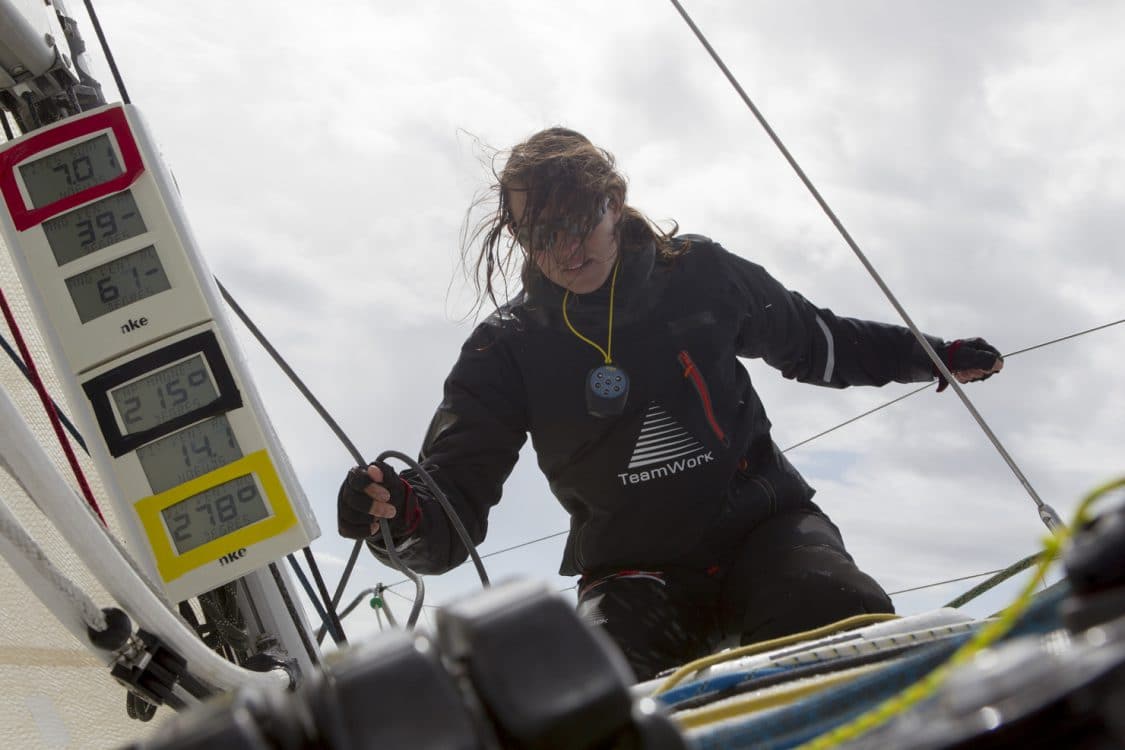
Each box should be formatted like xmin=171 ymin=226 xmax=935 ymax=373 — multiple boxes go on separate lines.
xmin=618 ymin=403 xmax=714 ymax=485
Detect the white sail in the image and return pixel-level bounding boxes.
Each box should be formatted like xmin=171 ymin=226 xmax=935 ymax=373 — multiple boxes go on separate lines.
xmin=0 ymin=240 xmax=158 ymax=748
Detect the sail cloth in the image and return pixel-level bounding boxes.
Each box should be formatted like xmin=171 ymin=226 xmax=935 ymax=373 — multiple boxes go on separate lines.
xmin=0 ymin=237 xmax=160 ymax=747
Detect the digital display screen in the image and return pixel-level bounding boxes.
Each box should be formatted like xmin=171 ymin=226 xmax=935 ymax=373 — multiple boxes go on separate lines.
xmin=161 ymin=473 xmax=270 ymax=555
xmin=110 ymin=354 xmax=219 ymax=435
xmin=64 ymin=245 xmax=171 ymax=322
xmin=42 ymin=190 xmax=147 ymax=266
xmin=136 ymin=416 xmax=243 ymax=493
xmin=18 ymin=134 xmax=124 ymax=207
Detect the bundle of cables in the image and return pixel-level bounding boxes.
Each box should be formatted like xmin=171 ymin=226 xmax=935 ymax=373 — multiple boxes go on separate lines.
xmin=645 ymin=476 xmax=1125 ymax=750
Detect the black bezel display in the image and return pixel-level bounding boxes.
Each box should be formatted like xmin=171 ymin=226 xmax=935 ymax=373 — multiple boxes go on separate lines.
xmin=83 ymin=330 xmax=242 ymax=457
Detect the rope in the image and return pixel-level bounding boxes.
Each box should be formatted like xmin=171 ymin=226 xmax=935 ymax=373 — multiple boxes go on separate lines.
xmin=218 ymin=281 xmax=450 ymax=628
xmin=302 ymin=546 xmax=347 ymax=645
xmin=562 ymin=257 xmax=622 ymax=364
xmin=652 ymin=613 xmax=898 ymax=696
xmin=887 ymin=567 xmax=1008 ymax=597
xmin=942 ymin=552 xmax=1041 ymax=609
xmin=285 ymin=554 xmax=344 ymax=646
xmin=267 ymin=562 xmax=320 ymax=668
xmin=784 ymin=319 xmax=1125 ymax=454
xmin=667 ymin=0 xmax=1061 ymax=532
xmin=0 ymin=497 xmax=107 ymax=633
xmin=0 ymin=334 xmax=86 ymax=451
xmin=796 ymin=476 xmax=1124 ymax=749
xmin=0 ymin=289 xmax=105 ymax=525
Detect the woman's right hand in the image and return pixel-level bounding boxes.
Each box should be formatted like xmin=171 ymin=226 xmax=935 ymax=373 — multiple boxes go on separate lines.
xmin=337 ymin=463 xmax=404 ymax=539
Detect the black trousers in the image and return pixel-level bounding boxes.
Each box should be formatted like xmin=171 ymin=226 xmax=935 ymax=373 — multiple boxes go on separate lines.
xmin=575 ymin=510 xmax=894 ymax=682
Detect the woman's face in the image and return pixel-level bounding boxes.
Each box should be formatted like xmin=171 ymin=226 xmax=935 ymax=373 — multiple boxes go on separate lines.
xmin=508 ymin=189 xmax=622 ymax=295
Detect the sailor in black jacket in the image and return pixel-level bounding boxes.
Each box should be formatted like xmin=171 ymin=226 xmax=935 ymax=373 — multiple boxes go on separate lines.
xmin=338 ymin=128 xmax=1003 ymax=680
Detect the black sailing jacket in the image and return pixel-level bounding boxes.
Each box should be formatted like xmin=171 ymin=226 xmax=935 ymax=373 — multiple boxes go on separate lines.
xmin=369 ymin=236 xmax=943 ymax=576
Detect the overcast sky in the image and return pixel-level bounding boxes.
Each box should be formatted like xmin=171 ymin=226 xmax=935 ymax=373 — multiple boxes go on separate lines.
xmin=76 ymin=0 xmax=1125 ymax=640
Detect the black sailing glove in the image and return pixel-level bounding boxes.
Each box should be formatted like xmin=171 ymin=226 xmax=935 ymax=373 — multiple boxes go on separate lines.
xmin=935 ymin=337 xmax=1003 ymax=392
xmin=336 ymin=461 xmax=420 ymax=541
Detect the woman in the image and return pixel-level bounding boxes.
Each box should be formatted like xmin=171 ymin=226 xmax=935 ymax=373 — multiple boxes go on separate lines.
xmin=338 ymin=127 xmax=1003 ymax=680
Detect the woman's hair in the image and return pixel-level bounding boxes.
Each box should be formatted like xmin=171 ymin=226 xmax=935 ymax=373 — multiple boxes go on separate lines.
xmin=462 ymin=127 xmax=681 ymax=311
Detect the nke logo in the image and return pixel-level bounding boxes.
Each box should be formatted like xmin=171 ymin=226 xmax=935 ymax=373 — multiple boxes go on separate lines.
xmin=218 ymin=548 xmax=247 ymax=566
xmin=120 ymin=317 xmax=149 ymax=334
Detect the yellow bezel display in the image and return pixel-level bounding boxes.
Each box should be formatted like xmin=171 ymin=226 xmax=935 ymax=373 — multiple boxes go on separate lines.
xmin=135 ymin=449 xmax=295 ymax=583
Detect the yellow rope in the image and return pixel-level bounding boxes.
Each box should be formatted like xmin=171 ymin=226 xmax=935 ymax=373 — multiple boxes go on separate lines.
xmin=562 ymin=257 xmax=621 ymax=364
xmin=651 ymin=613 xmax=899 ymax=697
xmin=793 ymin=475 xmax=1125 ymax=750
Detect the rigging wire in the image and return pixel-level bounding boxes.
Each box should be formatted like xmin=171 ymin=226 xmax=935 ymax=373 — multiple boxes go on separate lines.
xmin=783 ymin=318 xmax=1124 ymax=453
xmin=1003 ymin=317 xmax=1124 ymax=357
xmin=667 ymin=0 xmax=1062 ymax=532
xmin=887 ymin=568 xmax=1010 ymax=597
xmin=82 ymin=0 xmax=130 ymax=104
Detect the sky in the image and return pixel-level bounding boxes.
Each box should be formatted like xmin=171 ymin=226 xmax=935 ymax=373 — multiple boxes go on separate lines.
xmin=49 ymin=0 xmax=1125 ymax=642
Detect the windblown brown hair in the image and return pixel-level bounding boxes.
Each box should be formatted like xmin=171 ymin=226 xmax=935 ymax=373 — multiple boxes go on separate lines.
xmin=462 ymin=127 xmax=682 ymax=311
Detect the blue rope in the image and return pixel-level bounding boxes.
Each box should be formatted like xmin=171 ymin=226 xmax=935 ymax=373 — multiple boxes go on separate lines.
xmin=690 ymin=584 xmax=1068 ymax=749
xmin=286 ymin=553 xmax=344 ymax=646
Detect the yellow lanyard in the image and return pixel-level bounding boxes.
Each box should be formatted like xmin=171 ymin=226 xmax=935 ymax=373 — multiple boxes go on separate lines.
xmin=562 ymin=257 xmax=621 ymax=364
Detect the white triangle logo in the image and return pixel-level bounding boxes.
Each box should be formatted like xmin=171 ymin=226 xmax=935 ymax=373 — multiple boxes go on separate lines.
xmin=627 ymin=403 xmax=705 ymax=470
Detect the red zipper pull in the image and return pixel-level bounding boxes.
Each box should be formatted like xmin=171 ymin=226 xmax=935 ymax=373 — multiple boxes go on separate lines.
xmin=678 ymin=350 xmax=729 ymax=447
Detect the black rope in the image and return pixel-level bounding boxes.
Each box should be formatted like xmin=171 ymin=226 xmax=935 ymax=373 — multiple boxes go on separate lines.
xmin=221 ymin=278 xmax=476 ymax=628
xmin=237 ymin=576 xmax=266 ymax=634
xmin=217 ymin=280 xmax=365 ymax=463
xmin=267 ymin=562 xmax=320 ymax=669
xmin=0 ymin=332 xmax=87 ymax=452
xmin=316 ymin=541 xmax=363 ymax=645
xmin=285 ymin=554 xmax=344 ymax=646
xmin=302 ymin=546 xmax=347 ymax=645
xmin=216 ymin=279 xmax=376 ymax=625
xmin=82 ymin=0 xmax=131 ymax=103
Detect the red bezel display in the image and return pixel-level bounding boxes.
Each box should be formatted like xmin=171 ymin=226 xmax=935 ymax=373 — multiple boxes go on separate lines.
xmin=0 ymin=106 xmax=144 ymax=231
